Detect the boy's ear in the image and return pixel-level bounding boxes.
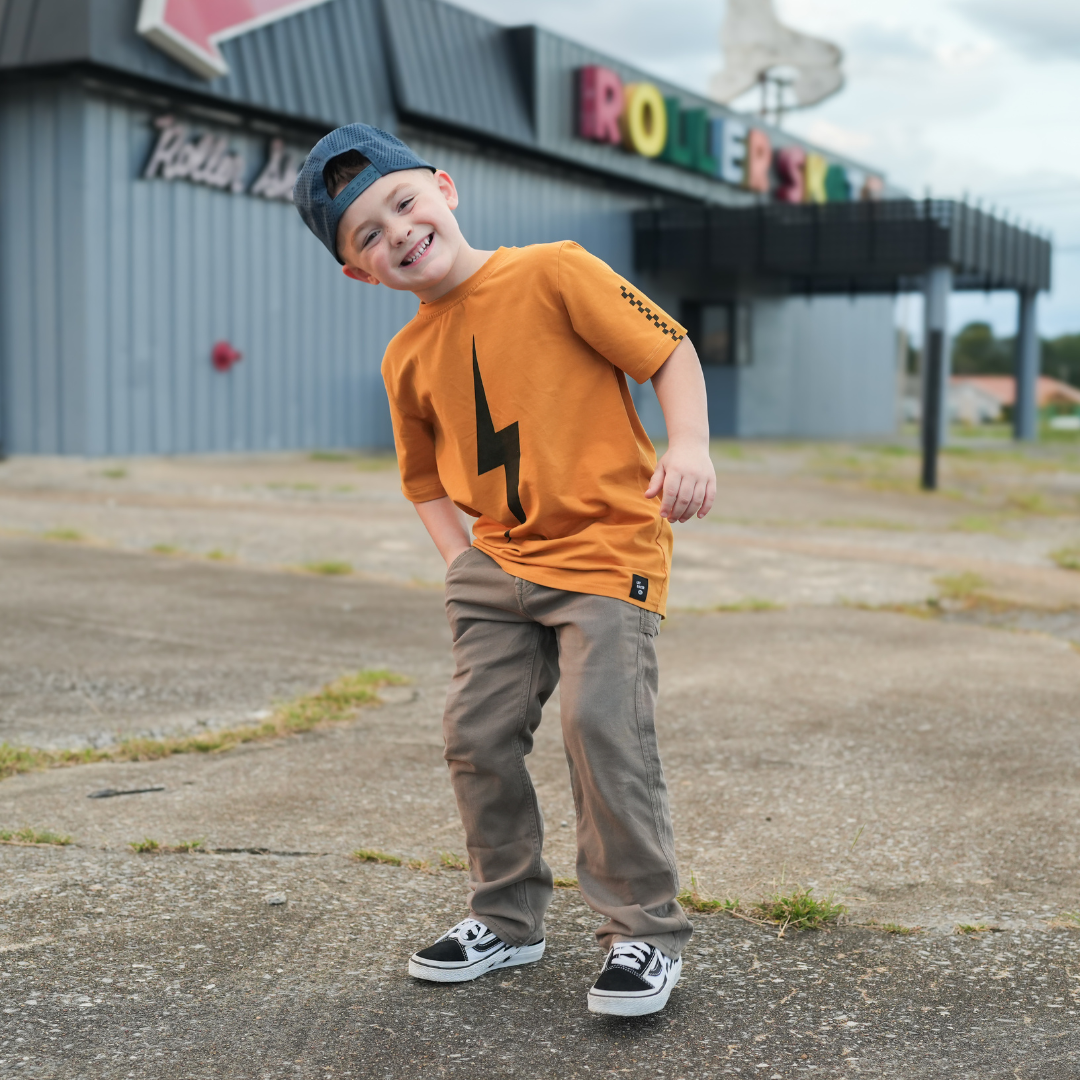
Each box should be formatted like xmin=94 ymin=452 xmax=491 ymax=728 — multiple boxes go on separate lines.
xmin=434 ymin=170 xmax=459 ymax=211
xmin=343 ymin=265 xmax=380 ymax=286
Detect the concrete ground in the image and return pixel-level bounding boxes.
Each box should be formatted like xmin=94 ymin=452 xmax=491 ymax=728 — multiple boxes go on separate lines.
xmin=1 ymin=442 xmax=1079 ymax=1078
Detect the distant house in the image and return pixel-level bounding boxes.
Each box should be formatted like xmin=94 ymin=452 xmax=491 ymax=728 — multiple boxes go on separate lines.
xmin=951 ymin=376 xmax=1080 ymax=414
xmin=948 ymin=380 xmax=1005 ymax=425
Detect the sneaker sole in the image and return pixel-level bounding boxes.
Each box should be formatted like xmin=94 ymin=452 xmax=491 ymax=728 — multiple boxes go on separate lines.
xmin=588 ymin=967 xmax=680 ymax=1017
xmin=408 ymin=940 xmax=545 ymax=984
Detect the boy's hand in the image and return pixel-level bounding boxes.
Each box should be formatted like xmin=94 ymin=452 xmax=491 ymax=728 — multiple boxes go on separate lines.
xmin=645 ymin=444 xmax=716 ymax=522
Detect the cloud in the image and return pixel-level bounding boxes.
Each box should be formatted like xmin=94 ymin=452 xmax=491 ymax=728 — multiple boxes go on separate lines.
xmin=960 ymin=0 xmax=1080 ymax=59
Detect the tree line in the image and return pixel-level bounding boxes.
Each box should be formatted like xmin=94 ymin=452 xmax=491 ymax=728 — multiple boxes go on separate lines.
xmin=951 ymin=322 xmax=1080 ymax=387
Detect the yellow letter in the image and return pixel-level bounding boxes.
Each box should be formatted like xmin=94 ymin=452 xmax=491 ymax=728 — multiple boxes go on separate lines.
xmin=621 ymin=83 xmax=668 ymax=159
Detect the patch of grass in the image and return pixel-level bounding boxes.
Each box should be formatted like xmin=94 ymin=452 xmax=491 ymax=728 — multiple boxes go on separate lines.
xmin=955 ymin=923 xmax=995 ymax=934
xmin=1007 ymin=491 xmax=1057 ymax=515
xmin=713 ymin=598 xmax=782 ymax=613
xmin=150 ymin=543 xmax=181 ymax=556
xmin=934 ymin=571 xmax=987 ymax=602
xmin=309 ymin=451 xmax=352 ymax=462
xmin=439 ymin=851 xmax=468 ymax=871
xmin=0 ymin=669 xmax=402 ymax=782
xmin=100 ymin=467 xmax=127 ymax=479
xmin=1051 ymin=911 xmax=1080 ymax=929
xmin=1050 ymin=545 xmax=1080 ymax=572
xmin=353 ymin=455 xmax=398 ymax=472
xmin=951 ymin=516 xmax=1002 ymax=534
xmin=407 ymin=858 xmax=432 ymax=872
xmin=752 ymin=885 xmax=846 ymax=934
xmin=878 ymin=922 xmax=922 ymax=935
xmin=205 ymin=549 xmax=234 ymax=562
xmin=0 ymin=827 xmax=73 ymax=846
xmin=352 ymin=849 xmax=402 ymax=866
xmin=553 ymin=877 xmax=579 ymax=889
xmin=303 ymin=560 xmax=353 ymax=576
xmin=677 ymin=873 xmax=736 ymax=914
xmin=129 ymin=838 xmax=160 ymax=854
xmin=42 ymin=528 xmax=85 ymax=542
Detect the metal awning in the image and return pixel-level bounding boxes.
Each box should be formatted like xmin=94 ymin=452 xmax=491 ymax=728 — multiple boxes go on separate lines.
xmin=634 ymin=199 xmax=1052 ymax=295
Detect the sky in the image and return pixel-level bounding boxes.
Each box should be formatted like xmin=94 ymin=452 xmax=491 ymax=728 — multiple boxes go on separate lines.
xmin=450 ymin=0 xmax=1080 ymax=340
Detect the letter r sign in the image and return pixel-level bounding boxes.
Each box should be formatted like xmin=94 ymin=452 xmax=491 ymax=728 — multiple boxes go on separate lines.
xmin=578 ymin=66 xmax=624 ymax=145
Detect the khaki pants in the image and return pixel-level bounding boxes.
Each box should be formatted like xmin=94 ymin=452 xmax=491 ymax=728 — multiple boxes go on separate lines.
xmin=442 ymin=547 xmax=692 ymax=958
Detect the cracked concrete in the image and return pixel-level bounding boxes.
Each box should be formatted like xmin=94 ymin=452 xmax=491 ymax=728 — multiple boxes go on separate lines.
xmin=1 ymin=443 xmax=1079 ymax=1077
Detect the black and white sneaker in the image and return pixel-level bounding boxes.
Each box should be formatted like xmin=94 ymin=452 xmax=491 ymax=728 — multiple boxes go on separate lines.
xmin=408 ymin=918 xmax=545 ymax=983
xmin=587 ymin=941 xmax=682 ymax=1016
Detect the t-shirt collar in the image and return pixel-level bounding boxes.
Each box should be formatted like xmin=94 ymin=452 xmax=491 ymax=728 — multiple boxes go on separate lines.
xmin=415 ymin=247 xmax=510 ymax=319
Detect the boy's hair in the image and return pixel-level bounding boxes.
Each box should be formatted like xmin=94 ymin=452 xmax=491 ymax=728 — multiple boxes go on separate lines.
xmin=323 ymin=150 xmax=372 ymax=199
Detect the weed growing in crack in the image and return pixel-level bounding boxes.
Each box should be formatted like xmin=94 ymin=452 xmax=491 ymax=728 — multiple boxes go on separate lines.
xmin=553 ymin=877 xmax=579 ymax=889
xmin=1050 ymin=545 xmax=1080 ymax=571
xmin=42 ymin=528 xmax=85 ymax=542
xmin=0 ymin=669 xmax=403 ymax=781
xmin=352 ymin=849 xmax=402 ymax=866
xmin=439 ymin=851 xmax=468 ymax=871
xmin=878 ymin=923 xmax=922 ymax=935
xmin=303 ymin=561 xmax=353 ymax=576
xmin=677 ymin=872 xmax=736 ymax=913
xmin=0 ymin=827 xmax=72 ymax=846
xmin=753 ymin=885 xmax=846 ymax=935
xmin=934 ymin=572 xmax=987 ymax=602
xmin=129 ymin=838 xmax=161 ymax=854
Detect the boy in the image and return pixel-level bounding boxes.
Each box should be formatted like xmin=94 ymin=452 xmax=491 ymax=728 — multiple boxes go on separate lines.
xmin=294 ymin=125 xmax=715 ymax=1017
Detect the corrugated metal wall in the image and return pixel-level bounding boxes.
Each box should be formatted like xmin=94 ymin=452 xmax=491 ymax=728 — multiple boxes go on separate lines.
xmin=0 ymin=86 xmax=669 ymax=455
xmin=740 ymin=296 xmax=899 ymax=438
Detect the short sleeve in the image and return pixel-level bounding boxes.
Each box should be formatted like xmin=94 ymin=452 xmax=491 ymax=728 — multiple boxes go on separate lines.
xmin=556 ymin=241 xmax=686 ymax=384
xmin=382 ymin=355 xmax=447 ymax=504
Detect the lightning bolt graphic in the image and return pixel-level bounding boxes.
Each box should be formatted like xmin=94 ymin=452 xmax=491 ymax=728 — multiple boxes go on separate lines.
xmin=472 ymin=338 xmax=526 ymax=526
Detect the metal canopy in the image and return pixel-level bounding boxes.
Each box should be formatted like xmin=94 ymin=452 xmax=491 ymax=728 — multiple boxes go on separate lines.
xmin=634 ymin=199 xmax=1052 ymax=295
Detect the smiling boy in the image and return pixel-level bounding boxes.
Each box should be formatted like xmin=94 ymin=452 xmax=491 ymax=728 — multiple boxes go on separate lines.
xmin=294 ymin=125 xmax=715 ymax=1017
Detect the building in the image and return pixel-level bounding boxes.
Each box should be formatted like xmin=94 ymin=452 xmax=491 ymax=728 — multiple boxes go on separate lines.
xmin=0 ymin=0 xmax=1050 ymax=457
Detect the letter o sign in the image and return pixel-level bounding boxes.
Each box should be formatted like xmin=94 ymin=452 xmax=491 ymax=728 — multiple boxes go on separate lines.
xmin=620 ymin=83 xmax=668 ymax=158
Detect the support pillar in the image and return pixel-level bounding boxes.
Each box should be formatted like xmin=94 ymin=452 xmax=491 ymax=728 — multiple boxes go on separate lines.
xmin=921 ymin=265 xmax=953 ymax=491
xmin=1014 ymin=290 xmax=1039 ymax=441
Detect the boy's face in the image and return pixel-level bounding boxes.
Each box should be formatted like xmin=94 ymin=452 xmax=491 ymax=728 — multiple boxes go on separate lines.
xmin=337 ymin=169 xmax=464 ymax=295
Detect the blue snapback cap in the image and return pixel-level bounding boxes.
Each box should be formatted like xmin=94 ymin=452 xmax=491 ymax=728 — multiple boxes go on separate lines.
xmin=293 ymin=123 xmax=435 ymax=263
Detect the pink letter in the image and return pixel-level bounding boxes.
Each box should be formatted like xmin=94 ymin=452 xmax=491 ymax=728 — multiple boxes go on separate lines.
xmin=578 ymin=66 xmax=624 ymax=145
xmin=745 ymin=128 xmax=772 ymax=193
xmin=775 ymin=147 xmax=806 ymax=204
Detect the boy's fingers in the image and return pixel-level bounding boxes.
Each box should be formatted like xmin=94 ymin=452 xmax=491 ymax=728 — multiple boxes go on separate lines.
xmin=660 ymin=470 xmax=682 ymax=519
xmin=644 ymin=463 xmax=666 ymax=501
xmin=680 ymin=480 xmax=707 ymax=522
xmin=668 ymin=474 xmax=694 ymax=522
xmin=698 ymin=477 xmax=717 ymax=517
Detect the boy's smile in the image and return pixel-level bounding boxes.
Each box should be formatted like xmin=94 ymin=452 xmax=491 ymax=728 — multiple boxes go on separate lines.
xmin=337 ymin=169 xmax=492 ymax=303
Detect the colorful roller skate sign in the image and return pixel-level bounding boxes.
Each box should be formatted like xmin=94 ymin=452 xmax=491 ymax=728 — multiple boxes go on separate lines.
xmin=137 ymin=0 xmax=336 ymax=80
xmin=577 ymin=65 xmax=882 ymax=204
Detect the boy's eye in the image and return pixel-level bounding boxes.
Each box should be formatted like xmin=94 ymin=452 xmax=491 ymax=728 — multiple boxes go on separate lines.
xmin=362 ymin=231 xmax=378 ymax=248
xmin=399 ymin=197 xmax=413 ymax=211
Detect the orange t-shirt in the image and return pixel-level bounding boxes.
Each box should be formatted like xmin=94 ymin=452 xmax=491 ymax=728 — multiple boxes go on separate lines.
xmin=381 ymin=242 xmax=686 ymax=615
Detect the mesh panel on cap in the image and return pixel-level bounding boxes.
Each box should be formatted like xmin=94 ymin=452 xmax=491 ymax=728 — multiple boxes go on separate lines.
xmin=293 ymin=123 xmax=434 ymax=263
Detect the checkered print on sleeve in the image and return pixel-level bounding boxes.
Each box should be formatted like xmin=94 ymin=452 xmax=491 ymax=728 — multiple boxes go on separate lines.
xmin=619 ymin=286 xmax=684 ymax=341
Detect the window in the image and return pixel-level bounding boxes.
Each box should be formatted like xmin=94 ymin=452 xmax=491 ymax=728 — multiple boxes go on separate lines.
xmin=681 ymin=302 xmax=751 ymax=366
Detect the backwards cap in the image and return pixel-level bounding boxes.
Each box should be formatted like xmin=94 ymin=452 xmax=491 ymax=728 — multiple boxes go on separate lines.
xmin=293 ymin=123 xmax=435 ymax=263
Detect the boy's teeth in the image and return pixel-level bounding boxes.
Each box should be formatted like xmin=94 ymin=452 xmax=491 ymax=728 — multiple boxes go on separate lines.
xmin=405 ymin=236 xmax=431 ymax=265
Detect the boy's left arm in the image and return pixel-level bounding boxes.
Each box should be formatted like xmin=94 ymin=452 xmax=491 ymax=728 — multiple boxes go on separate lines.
xmin=646 ymin=337 xmax=717 ymax=522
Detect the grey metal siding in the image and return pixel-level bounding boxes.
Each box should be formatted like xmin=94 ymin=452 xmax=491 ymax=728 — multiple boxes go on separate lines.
xmin=739 ymin=296 xmax=898 ymax=438
xmin=384 ymin=0 xmax=534 ymax=146
xmin=0 ymin=80 xmax=87 ymax=454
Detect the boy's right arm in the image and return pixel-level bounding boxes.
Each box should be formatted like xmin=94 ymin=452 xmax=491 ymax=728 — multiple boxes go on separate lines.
xmin=415 ymin=496 xmax=472 ymax=567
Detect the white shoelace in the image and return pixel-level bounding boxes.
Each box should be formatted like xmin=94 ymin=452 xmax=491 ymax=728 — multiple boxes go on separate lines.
xmin=446 ymin=918 xmax=492 ymax=946
xmin=608 ymin=941 xmax=653 ymax=972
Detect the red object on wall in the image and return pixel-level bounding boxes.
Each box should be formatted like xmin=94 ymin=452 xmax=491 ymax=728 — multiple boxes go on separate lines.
xmin=578 ymin=65 xmax=624 ymax=145
xmin=212 ymin=341 xmax=243 ymax=372
xmin=774 ymin=147 xmax=807 ymax=204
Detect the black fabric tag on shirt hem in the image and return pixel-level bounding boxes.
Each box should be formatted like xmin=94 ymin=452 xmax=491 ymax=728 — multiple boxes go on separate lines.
xmin=630 ymin=574 xmax=649 ymax=602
